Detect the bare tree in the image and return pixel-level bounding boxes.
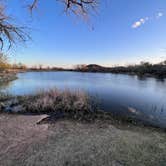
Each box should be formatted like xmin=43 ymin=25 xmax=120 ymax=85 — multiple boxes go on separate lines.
xmin=0 ymin=53 xmax=10 ymax=70
xmin=0 ymin=5 xmax=30 ymax=50
xmin=39 ymin=64 xmax=43 ymax=70
xmin=0 ymin=0 xmax=98 ymax=50
xmin=74 ymin=64 xmax=87 ymax=71
xmin=29 ymin=0 xmax=97 ymax=14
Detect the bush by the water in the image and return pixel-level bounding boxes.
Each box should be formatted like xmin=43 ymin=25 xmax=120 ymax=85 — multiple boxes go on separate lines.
xmin=25 ymin=89 xmax=96 ymax=112
xmin=1 ymin=89 xmax=103 ymax=121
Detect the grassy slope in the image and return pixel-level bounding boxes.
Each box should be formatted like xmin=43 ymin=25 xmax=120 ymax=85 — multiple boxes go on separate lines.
xmin=0 ymin=114 xmax=166 ymax=166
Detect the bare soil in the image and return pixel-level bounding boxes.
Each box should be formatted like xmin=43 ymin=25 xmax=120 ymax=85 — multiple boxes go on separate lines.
xmin=0 ymin=114 xmax=166 ymax=166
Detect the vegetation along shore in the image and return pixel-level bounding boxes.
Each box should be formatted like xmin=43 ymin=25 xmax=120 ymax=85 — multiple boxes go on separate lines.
xmin=27 ymin=61 xmax=166 ymax=79
xmin=74 ymin=61 xmax=166 ymax=78
xmin=1 ymin=52 xmax=166 ymax=79
xmin=0 ymin=71 xmax=18 ymax=83
xmin=0 ymin=88 xmax=165 ymax=129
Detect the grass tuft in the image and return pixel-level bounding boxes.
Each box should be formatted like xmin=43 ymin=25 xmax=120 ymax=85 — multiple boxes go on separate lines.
xmin=1 ymin=89 xmax=103 ymax=122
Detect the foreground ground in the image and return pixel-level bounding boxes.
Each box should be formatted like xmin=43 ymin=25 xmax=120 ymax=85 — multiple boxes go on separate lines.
xmin=0 ymin=114 xmax=166 ymax=166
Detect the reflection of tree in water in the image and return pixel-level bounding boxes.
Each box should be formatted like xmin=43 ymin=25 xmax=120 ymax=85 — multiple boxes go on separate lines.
xmin=137 ymin=75 xmax=147 ymax=81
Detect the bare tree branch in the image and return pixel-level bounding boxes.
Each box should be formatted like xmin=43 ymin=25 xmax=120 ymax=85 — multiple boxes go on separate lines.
xmin=0 ymin=5 xmax=30 ymax=50
xmin=0 ymin=0 xmax=97 ymax=50
xmin=29 ymin=0 xmax=98 ymax=16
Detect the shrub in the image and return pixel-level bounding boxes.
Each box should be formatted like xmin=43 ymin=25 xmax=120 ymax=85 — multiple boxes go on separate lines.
xmin=20 ymin=89 xmax=98 ymax=121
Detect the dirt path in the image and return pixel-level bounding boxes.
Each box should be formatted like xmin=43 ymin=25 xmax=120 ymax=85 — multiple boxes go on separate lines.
xmin=0 ymin=114 xmax=166 ymax=166
xmin=0 ymin=114 xmax=49 ymax=166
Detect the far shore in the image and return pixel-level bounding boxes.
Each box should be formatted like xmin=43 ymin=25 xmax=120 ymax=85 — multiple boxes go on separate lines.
xmin=27 ymin=68 xmax=166 ymax=79
xmin=1 ymin=60 xmax=166 ymax=80
xmin=26 ymin=62 xmax=166 ymax=79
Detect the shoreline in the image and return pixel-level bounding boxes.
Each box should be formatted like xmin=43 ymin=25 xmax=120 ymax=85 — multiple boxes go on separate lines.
xmin=27 ymin=69 xmax=166 ymax=79
xmin=0 ymin=71 xmax=18 ymax=83
xmin=1 ymin=94 xmax=166 ymax=132
xmin=2 ymin=68 xmax=163 ymax=80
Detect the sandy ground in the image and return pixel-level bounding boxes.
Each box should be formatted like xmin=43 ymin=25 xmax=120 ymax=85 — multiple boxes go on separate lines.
xmin=0 ymin=114 xmax=166 ymax=166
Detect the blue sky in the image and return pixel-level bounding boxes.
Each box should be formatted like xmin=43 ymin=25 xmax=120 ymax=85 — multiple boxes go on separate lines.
xmin=6 ymin=0 xmax=166 ymax=67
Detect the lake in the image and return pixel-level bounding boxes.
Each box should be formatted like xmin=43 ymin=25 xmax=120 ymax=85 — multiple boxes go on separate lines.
xmin=1 ymin=71 xmax=166 ymax=128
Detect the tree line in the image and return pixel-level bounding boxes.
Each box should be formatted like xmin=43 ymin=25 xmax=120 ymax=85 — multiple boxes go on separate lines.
xmin=0 ymin=53 xmax=27 ymax=71
xmin=74 ymin=61 xmax=166 ymax=78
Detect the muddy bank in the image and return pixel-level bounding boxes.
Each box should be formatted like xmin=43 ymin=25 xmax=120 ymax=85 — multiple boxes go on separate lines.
xmin=0 ymin=114 xmax=166 ymax=166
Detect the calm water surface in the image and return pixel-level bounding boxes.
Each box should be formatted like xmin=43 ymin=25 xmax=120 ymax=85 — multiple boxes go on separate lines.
xmin=1 ymin=71 xmax=166 ymax=128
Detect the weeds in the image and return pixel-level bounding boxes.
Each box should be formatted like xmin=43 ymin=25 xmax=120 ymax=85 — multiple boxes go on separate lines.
xmin=1 ymin=89 xmax=106 ymax=121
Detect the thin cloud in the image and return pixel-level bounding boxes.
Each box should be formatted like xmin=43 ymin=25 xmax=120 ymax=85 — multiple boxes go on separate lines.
xmin=156 ymin=12 xmax=163 ymax=19
xmin=132 ymin=12 xmax=163 ymax=29
xmin=132 ymin=21 xmax=142 ymax=28
xmin=132 ymin=18 xmax=146 ymax=28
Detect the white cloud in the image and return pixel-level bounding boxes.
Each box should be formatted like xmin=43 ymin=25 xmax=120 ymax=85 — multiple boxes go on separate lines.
xmin=132 ymin=18 xmax=145 ymax=28
xmin=132 ymin=21 xmax=142 ymax=28
xmin=156 ymin=12 xmax=163 ymax=18
xmin=132 ymin=11 xmax=164 ymax=29
xmin=140 ymin=18 xmax=145 ymax=24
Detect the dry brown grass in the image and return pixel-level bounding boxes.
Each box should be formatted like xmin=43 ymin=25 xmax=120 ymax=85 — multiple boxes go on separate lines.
xmin=6 ymin=89 xmax=100 ymax=121
xmin=26 ymin=89 xmax=91 ymax=112
xmin=0 ymin=114 xmax=166 ymax=166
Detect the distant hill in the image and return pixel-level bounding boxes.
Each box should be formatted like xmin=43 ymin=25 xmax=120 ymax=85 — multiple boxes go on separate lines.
xmin=84 ymin=62 xmax=166 ymax=78
xmin=74 ymin=64 xmax=108 ymax=72
xmin=85 ymin=64 xmax=107 ymax=72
